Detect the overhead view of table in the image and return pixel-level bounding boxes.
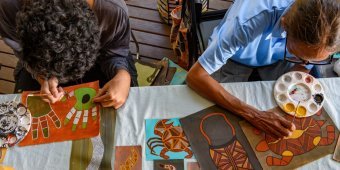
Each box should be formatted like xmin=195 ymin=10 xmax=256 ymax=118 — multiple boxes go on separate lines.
xmin=114 ymin=78 xmax=340 ymax=169
xmin=0 ymin=78 xmax=339 ymax=169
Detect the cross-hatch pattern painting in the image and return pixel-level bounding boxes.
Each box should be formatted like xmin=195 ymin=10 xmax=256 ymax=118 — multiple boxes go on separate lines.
xmin=200 ymin=113 xmax=253 ymax=170
xmin=147 ymin=119 xmax=193 ymax=160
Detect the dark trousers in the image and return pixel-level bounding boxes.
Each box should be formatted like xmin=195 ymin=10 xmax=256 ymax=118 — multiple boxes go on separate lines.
xmin=211 ymin=60 xmax=295 ymax=83
xmin=14 ymin=56 xmax=138 ymax=93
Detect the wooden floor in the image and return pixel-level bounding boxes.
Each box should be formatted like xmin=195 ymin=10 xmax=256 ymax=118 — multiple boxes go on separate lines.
xmin=0 ymin=0 xmax=231 ymax=94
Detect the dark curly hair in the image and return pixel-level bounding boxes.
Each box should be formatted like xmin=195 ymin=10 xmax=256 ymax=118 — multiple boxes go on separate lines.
xmin=16 ymin=0 xmax=100 ymax=83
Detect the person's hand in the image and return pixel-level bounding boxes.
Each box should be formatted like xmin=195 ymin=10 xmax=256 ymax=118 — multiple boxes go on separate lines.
xmin=93 ymin=69 xmax=131 ymax=109
xmin=37 ymin=76 xmax=65 ymax=103
xmin=247 ymin=110 xmax=296 ymax=139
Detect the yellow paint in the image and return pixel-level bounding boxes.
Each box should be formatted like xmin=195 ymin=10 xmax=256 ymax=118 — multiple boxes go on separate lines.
xmin=289 ymin=130 xmax=305 ymax=139
xmin=297 ymin=106 xmax=307 ymax=117
xmin=0 ymin=165 xmax=14 ymax=170
xmin=282 ymin=150 xmax=293 ymax=157
xmin=284 ymin=103 xmax=295 ymax=112
xmin=313 ymin=136 xmax=321 ymax=146
xmin=0 ymin=148 xmax=7 ymax=163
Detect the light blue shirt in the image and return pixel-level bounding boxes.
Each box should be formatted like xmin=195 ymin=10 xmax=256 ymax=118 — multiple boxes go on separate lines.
xmin=198 ymin=0 xmax=306 ymax=74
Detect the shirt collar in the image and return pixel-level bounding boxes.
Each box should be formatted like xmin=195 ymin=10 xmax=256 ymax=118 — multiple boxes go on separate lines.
xmin=272 ymin=2 xmax=295 ymax=38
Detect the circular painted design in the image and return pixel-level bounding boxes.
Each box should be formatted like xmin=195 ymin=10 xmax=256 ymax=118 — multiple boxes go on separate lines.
xmin=274 ymin=71 xmax=325 ymax=117
xmin=0 ymin=101 xmax=31 ymax=147
xmin=0 ymin=114 xmax=19 ymax=134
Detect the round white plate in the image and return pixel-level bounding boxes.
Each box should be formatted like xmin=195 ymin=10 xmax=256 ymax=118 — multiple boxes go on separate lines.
xmin=274 ymin=71 xmax=325 ymax=117
xmin=0 ymin=101 xmax=31 ymax=147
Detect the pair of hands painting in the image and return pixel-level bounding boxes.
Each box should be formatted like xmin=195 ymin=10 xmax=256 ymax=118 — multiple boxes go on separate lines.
xmin=37 ymin=69 xmax=130 ymax=109
xmin=187 ymin=63 xmax=313 ymax=140
xmin=236 ymin=65 xmax=312 ymax=139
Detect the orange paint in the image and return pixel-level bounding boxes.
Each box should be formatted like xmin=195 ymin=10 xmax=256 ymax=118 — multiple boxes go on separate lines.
xmin=256 ymin=140 xmax=269 ymax=152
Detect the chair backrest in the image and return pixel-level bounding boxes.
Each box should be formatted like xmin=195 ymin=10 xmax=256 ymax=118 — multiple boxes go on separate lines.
xmin=182 ymin=0 xmax=229 ymax=68
xmin=197 ymin=9 xmax=227 ymax=51
xmin=181 ymin=0 xmax=202 ymax=68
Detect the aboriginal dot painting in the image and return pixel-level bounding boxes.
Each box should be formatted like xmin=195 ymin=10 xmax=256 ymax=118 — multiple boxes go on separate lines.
xmin=19 ymin=81 xmax=100 ymax=146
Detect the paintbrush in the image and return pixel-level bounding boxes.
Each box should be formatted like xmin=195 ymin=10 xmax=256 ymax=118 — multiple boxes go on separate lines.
xmin=27 ymin=93 xmax=50 ymax=97
xmin=291 ymin=101 xmax=301 ymax=125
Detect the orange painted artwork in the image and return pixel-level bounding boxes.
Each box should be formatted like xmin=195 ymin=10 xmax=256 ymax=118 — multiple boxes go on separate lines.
xmin=19 ymin=81 xmax=100 ymax=146
xmin=240 ymin=107 xmax=339 ymax=170
xmin=114 ymin=146 xmax=142 ymax=170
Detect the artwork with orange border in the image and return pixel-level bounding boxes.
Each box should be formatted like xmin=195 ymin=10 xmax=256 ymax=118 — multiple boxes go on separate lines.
xmin=240 ymin=107 xmax=339 ymax=170
xmin=180 ymin=105 xmax=262 ymax=170
xmin=19 ymin=81 xmax=100 ymax=146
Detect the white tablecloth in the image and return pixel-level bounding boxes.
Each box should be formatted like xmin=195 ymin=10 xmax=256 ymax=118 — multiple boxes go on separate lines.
xmin=115 ymin=78 xmax=340 ymax=170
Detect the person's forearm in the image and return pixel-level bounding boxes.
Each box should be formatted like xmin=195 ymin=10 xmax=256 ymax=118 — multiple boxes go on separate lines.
xmin=187 ymin=63 xmax=258 ymax=120
xmin=187 ymin=62 xmax=295 ymax=138
xmin=114 ymin=68 xmax=131 ymax=82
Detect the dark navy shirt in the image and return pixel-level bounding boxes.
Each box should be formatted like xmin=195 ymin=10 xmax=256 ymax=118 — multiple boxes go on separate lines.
xmin=0 ymin=0 xmax=132 ymax=80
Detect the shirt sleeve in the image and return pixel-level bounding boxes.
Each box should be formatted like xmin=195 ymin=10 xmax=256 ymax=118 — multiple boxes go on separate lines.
xmin=198 ymin=11 xmax=272 ymax=74
xmin=95 ymin=3 xmax=131 ymax=79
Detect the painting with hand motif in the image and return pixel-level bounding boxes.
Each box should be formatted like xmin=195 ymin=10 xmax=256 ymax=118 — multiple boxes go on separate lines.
xmin=19 ymin=81 xmax=100 ymax=146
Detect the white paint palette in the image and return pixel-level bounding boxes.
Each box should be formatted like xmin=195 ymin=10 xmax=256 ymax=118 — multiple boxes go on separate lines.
xmin=0 ymin=101 xmax=32 ymax=147
xmin=274 ymin=71 xmax=325 ymax=117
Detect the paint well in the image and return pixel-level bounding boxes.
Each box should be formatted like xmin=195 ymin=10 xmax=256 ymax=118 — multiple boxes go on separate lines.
xmin=309 ymin=103 xmax=318 ymax=112
xmin=305 ymin=76 xmax=313 ymax=84
xmin=314 ymin=84 xmax=322 ymax=92
xmin=284 ymin=103 xmax=295 ymax=112
xmin=297 ymin=106 xmax=307 ymax=117
xmin=278 ymin=84 xmax=286 ymax=91
xmin=294 ymin=72 xmax=303 ymax=80
xmin=284 ymin=75 xmax=292 ymax=83
xmin=278 ymin=94 xmax=287 ymax=102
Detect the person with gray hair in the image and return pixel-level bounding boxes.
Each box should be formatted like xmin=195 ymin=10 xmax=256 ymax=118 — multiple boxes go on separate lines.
xmin=187 ymin=0 xmax=339 ymax=139
xmin=0 ymin=0 xmax=137 ymax=109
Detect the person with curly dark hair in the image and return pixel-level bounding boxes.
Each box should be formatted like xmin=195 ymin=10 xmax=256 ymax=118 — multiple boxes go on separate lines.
xmin=0 ymin=0 xmax=137 ymax=109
